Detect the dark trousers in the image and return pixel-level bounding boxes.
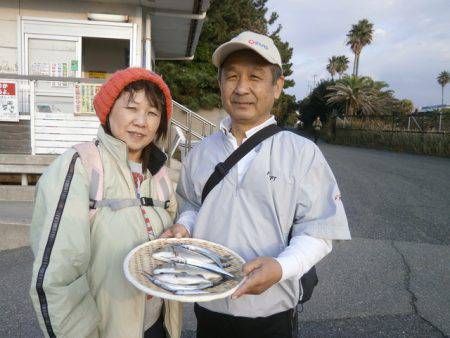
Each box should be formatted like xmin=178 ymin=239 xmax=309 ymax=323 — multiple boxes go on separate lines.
xmin=194 ymin=303 xmax=298 ymax=338
xmin=144 ymin=314 xmax=166 ymax=338
xmin=313 ymin=130 xmax=320 ymax=143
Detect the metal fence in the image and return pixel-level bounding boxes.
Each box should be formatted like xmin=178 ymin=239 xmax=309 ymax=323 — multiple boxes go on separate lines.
xmin=336 ymin=112 xmax=450 ymax=134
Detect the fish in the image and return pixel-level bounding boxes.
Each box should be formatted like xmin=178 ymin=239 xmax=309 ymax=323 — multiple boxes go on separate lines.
xmin=174 ymin=290 xmax=210 ymax=296
xmin=142 ymin=272 xmax=212 ymax=293
xmin=152 ymin=248 xmax=235 ymax=278
xmin=153 ymin=272 xmax=212 ymax=286
xmin=171 ymin=244 xmax=231 ymax=267
xmin=153 ymin=263 xmax=223 ymax=282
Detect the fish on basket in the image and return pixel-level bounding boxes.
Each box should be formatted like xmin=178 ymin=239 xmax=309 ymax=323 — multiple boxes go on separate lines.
xmin=143 ymin=244 xmax=237 ymax=295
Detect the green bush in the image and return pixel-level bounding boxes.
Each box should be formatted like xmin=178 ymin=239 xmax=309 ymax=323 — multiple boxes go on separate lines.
xmin=329 ymin=129 xmax=450 ymax=157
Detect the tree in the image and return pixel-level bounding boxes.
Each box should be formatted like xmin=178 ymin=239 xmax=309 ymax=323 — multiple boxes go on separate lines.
xmin=437 ymin=71 xmax=450 ymax=106
xmin=327 ymin=56 xmax=338 ymax=81
xmin=326 ymin=76 xmax=401 ymax=116
xmin=326 ymin=56 xmax=338 ymax=80
xmin=156 ymin=0 xmax=297 ymax=125
xmin=298 ymin=80 xmax=335 ymax=126
xmin=326 ymin=76 xmax=375 ymax=115
xmin=335 ymin=55 xmax=350 ymax=79
xmin=399 ymin=99 xmax=414 ymax=115
xmin=346 ymin=19 xmax=374 ymax=77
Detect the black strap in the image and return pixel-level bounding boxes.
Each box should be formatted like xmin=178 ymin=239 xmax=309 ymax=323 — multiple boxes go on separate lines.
xmin=201 ymin=124 xmax=283 ymax=203
xmin=140 ymin=197 xmax=170 ymax=209
xmin=200 ymin=125 xmax=319 ymax=303
xmin=36 ymin=152 xmax=79 ymax=338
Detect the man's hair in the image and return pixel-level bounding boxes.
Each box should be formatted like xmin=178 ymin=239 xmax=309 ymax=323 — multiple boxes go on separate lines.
xmin=218 ymin=63 xmax=283 ymax=85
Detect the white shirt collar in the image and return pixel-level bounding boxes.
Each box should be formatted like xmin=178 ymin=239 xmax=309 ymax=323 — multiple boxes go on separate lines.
xmin=219 ymin=115 xmax=277 ymax=140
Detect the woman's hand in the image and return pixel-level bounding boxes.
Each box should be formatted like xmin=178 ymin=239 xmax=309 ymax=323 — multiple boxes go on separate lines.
xmin=159 ymin=223 xmax=190 ymax=238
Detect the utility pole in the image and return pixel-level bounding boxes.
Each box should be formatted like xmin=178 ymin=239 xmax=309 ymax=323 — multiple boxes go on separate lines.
xmin=313 ymin=74 xmax=318 ymax=88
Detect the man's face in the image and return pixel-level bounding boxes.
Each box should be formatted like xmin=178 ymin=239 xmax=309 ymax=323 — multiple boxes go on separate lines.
xmin=219 ymin=50 xmax=284 ymax=127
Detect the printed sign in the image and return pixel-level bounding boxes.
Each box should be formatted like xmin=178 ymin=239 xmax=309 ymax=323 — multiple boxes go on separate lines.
xmin=51 ymin=62 xmax=69 ymax=87
xmin=0 ymin=81 xmax=19 ymax=122
xmin=74 ymin=83 xmax=101 ymax=115
xmin=71 ymin=60 xmax=78 ymax=72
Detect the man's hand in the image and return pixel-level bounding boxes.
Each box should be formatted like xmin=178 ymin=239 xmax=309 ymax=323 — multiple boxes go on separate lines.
xmin=159 ymin=223 xmax=190 ymax=238
xmin=231 ymin=256 xmax=282 ymax=300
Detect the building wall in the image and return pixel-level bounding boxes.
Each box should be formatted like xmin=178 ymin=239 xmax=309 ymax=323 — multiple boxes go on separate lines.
xmin=0 ymin=0 xmax=143 ymax=75
xmin=0 ymin=0 xmax=143 ymax=154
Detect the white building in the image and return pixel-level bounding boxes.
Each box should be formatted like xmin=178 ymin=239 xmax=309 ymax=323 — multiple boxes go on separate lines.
xmin=0 ymin=0 xmax=212 ymax=155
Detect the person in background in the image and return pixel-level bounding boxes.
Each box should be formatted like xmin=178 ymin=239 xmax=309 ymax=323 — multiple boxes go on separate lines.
xmin=312 ymin=115 xmax=322 ymax=143
xmin=162 ymin=31 xmax=351 ymax=338
xmin=29 ymin=68 xmax=181 ymax=338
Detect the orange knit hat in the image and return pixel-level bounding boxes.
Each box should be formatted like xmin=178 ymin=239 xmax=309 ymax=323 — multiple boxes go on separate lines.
xmin=93 ymin=67 xmax=172 ymax=125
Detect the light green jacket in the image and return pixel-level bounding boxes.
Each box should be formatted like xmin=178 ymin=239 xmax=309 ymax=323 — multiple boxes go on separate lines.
xmin=30 ymin=127 xmax=182 ymax=338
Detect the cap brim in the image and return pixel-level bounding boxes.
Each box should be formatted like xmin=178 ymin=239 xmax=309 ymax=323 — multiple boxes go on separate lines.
xmin=212 ymin=41 xmax=278 ymax=68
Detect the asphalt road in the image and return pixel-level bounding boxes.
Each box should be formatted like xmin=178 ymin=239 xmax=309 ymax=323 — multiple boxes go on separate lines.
xmin=1 ymin=141 xmax=449 ymax=337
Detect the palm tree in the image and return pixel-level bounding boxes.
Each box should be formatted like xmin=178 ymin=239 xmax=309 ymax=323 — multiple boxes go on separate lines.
xmin=326 ymin=75 xmax=399 ymax=116
xmin=326 ymin=76 xmax=376 ymax=115
xmin=326 ymin=56 xmax=339 ymax=80
xmin=346 ymin=19 xmax=374 ymax=77
xmin=437 ymin=71 xmax=450 ymax=106
xmin=335 ymin=55 xmax=350 ymax=79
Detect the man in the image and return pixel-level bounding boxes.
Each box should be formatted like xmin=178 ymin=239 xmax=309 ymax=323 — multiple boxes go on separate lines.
xmin=312 ymin=116 xmax=322 ymax=144
xmin=161 ymin=31 xmax=351 ymax=338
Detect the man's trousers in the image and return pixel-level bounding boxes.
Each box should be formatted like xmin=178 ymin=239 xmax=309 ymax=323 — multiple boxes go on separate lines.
xmin=194 ymin=303 xmax=298 ymax=338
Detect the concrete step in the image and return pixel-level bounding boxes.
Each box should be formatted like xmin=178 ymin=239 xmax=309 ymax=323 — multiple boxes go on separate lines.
xmin=0 ymin=222 xmax=30 ymax=251
xmin=0 ymin=158 xmax=182 ymax=202
xmin=0 ymin=154 xmax=56 ymax=165
xmin=0 ymin=186 xmax=35 ymax=201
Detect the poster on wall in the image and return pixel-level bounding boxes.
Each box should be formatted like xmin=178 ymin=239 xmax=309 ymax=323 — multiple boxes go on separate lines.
xmin=74 ymin=83 xmax=101 ymax=115
xmin=0 ymin=81 xmax=19 ymax=122
xmin=51 ymin=62 xmax=69 ymax=87
xmin=31 ymin=62 xmax=50 ymax=76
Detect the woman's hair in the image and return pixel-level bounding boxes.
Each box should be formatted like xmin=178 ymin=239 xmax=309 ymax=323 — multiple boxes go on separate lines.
xmin=104 ymin=79 xmax=169 ymax=167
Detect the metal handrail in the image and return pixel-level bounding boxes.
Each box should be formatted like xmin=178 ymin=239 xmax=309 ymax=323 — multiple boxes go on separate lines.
xmin=171 ymin=119 xmax=204 ymax=140
xmin=173 ymin=100 xmax=215 ymax=126
xmin=170 ymin=99 xmax=216 ymax=159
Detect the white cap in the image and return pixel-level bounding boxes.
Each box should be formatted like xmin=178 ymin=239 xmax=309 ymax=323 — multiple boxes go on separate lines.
xmin=212 ymin=31 xmax=282 ymax=71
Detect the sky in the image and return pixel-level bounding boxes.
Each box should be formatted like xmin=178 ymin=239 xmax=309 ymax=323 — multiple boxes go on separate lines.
xmin=266 ymin=0 xmax=450 ymax=108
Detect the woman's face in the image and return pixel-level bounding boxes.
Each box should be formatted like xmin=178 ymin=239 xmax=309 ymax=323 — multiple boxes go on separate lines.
xmin=108 ymin=89 xmax=162 ymax=162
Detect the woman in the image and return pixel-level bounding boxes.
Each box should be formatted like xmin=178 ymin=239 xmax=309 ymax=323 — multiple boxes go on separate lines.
xmin=29 ymin=68 xmax=181 ymax=338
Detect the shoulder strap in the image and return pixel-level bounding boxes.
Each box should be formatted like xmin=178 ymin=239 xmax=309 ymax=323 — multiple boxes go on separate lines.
xmin=201 ymin=124 xmax=283 ymax=203
xmin=73 ymin=141 xmax=170 ymax=217
xmin=152 ymin=166 xmax=173 ymax=203
xmin=73 ymin=141 xmax=103 ymax=220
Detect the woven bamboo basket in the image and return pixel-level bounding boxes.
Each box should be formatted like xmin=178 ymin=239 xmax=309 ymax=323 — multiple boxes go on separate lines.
xmin=123 ymin=238 xmax=245 ymax=302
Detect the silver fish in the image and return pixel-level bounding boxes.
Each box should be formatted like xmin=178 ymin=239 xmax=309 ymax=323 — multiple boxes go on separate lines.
xmin=174 ymin=290 xmax=210 ymax=296
xmin=172 ymin=244 xmax=231 ymax=267
xmin=152 ymin=249 xmax=235 ymax=278
xmin=153 ymin=272 xmax=212 ymax=286
xmin=153 ymin=263 xmax=222 ymax=281
xmin=143 ymin=272 xmax=212 ymax=292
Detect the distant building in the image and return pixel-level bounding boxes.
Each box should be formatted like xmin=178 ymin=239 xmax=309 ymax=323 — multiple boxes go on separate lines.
xmin=419 ymin=104 xmax=450 ymax=112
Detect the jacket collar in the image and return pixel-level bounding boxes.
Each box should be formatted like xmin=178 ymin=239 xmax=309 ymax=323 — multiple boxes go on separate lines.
xmin=96 ymin=126 xmax=167 ymax=175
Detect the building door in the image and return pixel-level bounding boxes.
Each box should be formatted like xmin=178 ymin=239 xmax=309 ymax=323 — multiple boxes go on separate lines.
xmin=20 ymin=17 xmax=136 ymax=154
